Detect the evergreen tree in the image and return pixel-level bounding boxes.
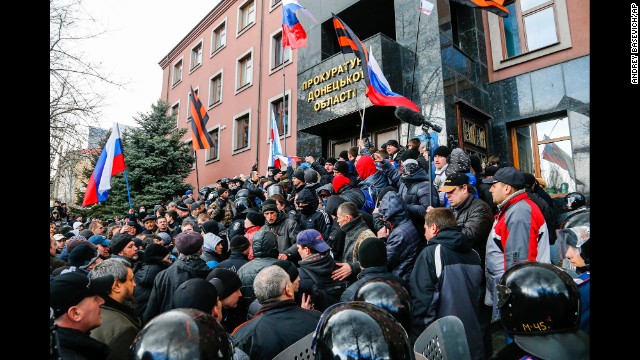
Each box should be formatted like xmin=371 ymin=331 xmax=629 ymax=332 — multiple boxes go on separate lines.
xmin=80 ymin=100 xmax=195 ymax=218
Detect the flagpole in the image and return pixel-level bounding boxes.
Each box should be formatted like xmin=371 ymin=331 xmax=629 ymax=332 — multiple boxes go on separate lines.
xmin=408 ymin=11 xmax=423 ymax=144
xmin=282 ymin=63 xmax=287 ymax=156
xmin=115 ymin=122 xmax=133 ymax=211
xmin=193 ymin=150 xmax=201 ymax=192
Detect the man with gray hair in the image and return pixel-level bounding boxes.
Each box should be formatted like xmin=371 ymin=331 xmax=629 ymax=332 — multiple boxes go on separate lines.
xmin=89 ymin=258 xmax=141 ymax=360
xmin=231 ymin=266 xmax=321 ymax=360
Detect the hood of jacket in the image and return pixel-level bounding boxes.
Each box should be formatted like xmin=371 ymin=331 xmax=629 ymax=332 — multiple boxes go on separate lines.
xmin=378 ymin=191 xmax=410 ymax=224
xmin=355 ymin=155 xmax=377 ymax=180
xmin=203 ymin=232 xmax=224 ymax=252
xmin=400 ymin=167 xmax=430 ymax=184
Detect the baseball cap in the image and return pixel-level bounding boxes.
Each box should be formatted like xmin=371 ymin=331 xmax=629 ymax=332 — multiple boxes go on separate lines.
xmin=482 ymin=166 xmax=525 ymax=188
xmin=88 ymin=235 xmax=111 ymax=246
xmin=439 ymin=173 xmax=469 ymax=193
xmin=296 ymin=229 xmax=330 ymax=252
xmin=50 ymin=272 xmax=114 ymax=318
xmin=53 ymin=234 xmax=66 ymax=241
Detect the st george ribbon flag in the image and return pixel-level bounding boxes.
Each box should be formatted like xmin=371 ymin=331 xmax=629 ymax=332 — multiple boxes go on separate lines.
xmin=82 ymin=123 xmax=127 ymax=207
xmin=268 ymin=109 xmax=290 ymax=170
xmin=332 ymin=14 xmax=420 ymax=112
xmin=189 ymin=86 xmax=215 ymax=150
xmin=282 ymin=0 xmax=317 ymax=49
xmin=450 ymin=0 xmax=514 ymax=18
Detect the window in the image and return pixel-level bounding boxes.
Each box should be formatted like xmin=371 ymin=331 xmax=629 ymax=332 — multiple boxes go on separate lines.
xmin=238 ymin=0 xmax=256 ymax=32
xmin=187 ymin=88 xmax=199 ymax=122
xmin=234 ymin=113 xmax=250 ymax=151
xmin=211 ymin=20 xmax=227 ymax=55
xmin=270 ymin=0 xmax=282 ymax=11
xmin=209 ymin=71 xmax=223 ymax=107
xmin=236 ymin=50 xmax=253 ymax=90
xmin=172 ymin=59 xmax=183 ymax=85
xmin=190 ymin=41 xmax=203 ymax=71
xmin=170 ymin=102 xmax=180 ymax=127
xmin=502 ymin=0 xmax=558 ymax=58
xmin=205 ymin=128 xmax=220 ymax=162
xmin=270 ymin=30 xmax=291 ymax=71
xmin=512 ymin=116 xmax=576 ymax=196
xmin=270 ymin=94 xmax=290 ymax=137
xmin=487 ymin=0 xmax=571 ymax=70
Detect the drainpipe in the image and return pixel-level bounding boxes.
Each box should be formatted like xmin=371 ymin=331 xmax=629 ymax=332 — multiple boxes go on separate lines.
xmin=255 ymin=0 xmax=265 ymax=168
xmin=164 ymin=55 xmax=170 ymax=103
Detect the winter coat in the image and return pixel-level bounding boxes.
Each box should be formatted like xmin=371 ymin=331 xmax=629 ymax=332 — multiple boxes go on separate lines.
xmin=133 ymin=261 xmax=169 ymax=319
xmin=90 ymin=296 xmax=141 ymax=360
xmin=231 ymin=300 xmax=321 ymax=360
xmin=377 ymin=191 xmax=420 ymax=282
xmin=340 ymin=265 xmax=408 ymax=302
xmin=398 ymin=168 xmax=440 ymax=234
xmin=236 ymin=230 xmax=279 ymax=304
xmin=216 ymin=251 xmax=249 ymax=273
xmin=450 ymin=193 xmax=494 ymax=268
xmin=297 ymin=252 xmax=338 ymax=297
xmin=56 ymin=327 xmax=110 ymax=360
xmin=356 ymin=155 xmax=390 ymax=197
xmin=339 ymin=214 xmax=376 ymax=278
xmin=484 ymin=190 xmax=550 ymax=316
xmin=409 ymin=226 xmax=484 ymax=359
xmin=260 ymin=211 xmax=300 ymax=258
xmin=142 ymin=256 xmax=211 ymax=323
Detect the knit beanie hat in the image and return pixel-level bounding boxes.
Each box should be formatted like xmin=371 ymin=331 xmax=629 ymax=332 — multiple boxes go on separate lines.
xmin=110 ymin=233 xmax=134 ymax=255
xmin=172 ymin=278 xmax=218 ymax=313
xmin=207 ymin=268 xmax=243 ymax=299
xmin=358 ymin=237 xmax=387 ymax=268
xmin=273 ymin=260 xmax=299 ymax=283
xmin=334 ymin=161 xmax=350 ymax=176
xmin=68 ymin=244 xmax=97 ymax=267
xmin=400 ymin=148 xmax=420 ymax=161
xmin=229 ymin=235 xmax=250 ymax=252
xmin=325 ymin=157 xmax=337 ymax=165
xmin=433 ymin=145 xmax=451 ymax=158
xmin=156 ymin=232 xmax=172 ymax=246
xmin=201 ymin=220 xmax=220 ymax=235
xmin=246 ymin=211 xmax=265 ymax=227
xmin=261 ymin=199 xmax=279 ymax=213
xmin=144 ymin=243 xmax=170 ymax=263
xmin=293 ymin=169 xmax=305 ymax=182
xmin=324 ymin=195 xmax=346 ymax=217
xmin=339 ymin=150 xmax=349 ymax=160
xmin=304 ymin=169 xmax=320 ymax=184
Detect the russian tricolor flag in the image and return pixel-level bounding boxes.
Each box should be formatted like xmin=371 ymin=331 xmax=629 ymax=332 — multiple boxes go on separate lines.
xmin=282 ymin=0 xmax=309 ymax=49
xmin=82 ymin=123 xmax=127 ymax=207
xmin=268 ymin=110 xmax=290 ymax=170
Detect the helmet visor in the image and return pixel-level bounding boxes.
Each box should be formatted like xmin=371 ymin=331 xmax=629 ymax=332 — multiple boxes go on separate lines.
xmin=556 ymin=226 xmax=590 ymax=270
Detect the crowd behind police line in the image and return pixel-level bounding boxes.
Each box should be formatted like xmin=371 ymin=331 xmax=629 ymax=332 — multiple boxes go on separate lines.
xmin=49 ymin=137 xmax=590 ymax=360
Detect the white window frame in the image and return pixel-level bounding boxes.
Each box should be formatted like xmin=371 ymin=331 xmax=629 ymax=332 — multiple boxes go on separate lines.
xmin=269 ymin=0 xmax=282 ymax=12
xmin=235 ymin=47 xmax=254 ymax=94
xmin=208 ymin=70 xmax=224 ymax=109
xmin=269 ymin=28 xmax=292 ymax=74
xmin=487 ymin=0 xmax=572 ymax=70
xmin=232 ymin=108 xmax=252 ymax=154
xmin=266 ymin=89 xmax=292 ymax=140
xmin=172 ymin=57 xmax=184 ymax=87
xmin=236 ymin=0 xmax=256 ymax=37
xmin=187 ymin=86 xmax=199 ymax=122
xmin=189 ymin=39 xmax=204 ymax=73
xmin=184 ymin=139 xmax=196 ymax=170
xmin=205 ymin=125 xmax=221 ymax=163
xmin=170 ymin=100 xmax=180 ymax=128
xmin=210 ymin=17 xmax=227 ymax=57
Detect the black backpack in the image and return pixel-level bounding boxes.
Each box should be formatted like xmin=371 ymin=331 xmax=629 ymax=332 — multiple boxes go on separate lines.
xmin=300 ymin=268 xmax=349 ymax=312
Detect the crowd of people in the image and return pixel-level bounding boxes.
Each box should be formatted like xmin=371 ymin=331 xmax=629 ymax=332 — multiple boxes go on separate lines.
xmin=50 ymin=138 xmax=590 ymax=359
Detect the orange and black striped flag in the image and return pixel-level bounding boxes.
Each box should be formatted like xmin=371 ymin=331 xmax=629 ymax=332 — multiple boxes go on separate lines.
xmin=189 ymin=86 xmax=215 ymax=150
xmin=450 ymin=0 xmax=514 ymax=18
xmin=332 ymin=14 xmax=371 ymax=88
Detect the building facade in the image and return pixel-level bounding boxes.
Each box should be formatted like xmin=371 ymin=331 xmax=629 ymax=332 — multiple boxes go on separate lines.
xmin=161 ymin=0 xmax=589 ymax=199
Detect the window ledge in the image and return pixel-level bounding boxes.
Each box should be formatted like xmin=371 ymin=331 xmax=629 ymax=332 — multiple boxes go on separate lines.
xmin=171 ymin=79 xmax=182 ymax=89
xmin=189 ymin=63 xmax=202 ymax=75
xmin=269 ymin=59 xmax=292 ymax=76
xmin=236 ymin=22 xmax=256 ymax=38
xmin=205 ymin=158 xmax=220 ymax=165
xmin=210 ymin=45 xmax=226 ymax=58
xmin=208 ymin=101 xmax=222 ymax=110
xmin=235 ymin=83 xmax=253 ymax=95
xmin=232 ymin=146 xmax=251 ymax=155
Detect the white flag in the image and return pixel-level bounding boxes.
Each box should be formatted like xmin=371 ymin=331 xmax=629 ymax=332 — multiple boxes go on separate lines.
xmin=419 ymin=0 xmax=434 ymax=15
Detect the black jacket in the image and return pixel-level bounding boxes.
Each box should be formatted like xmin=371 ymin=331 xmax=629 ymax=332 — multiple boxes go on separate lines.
xmin=216 ymin=251 xmax=249 ymax=273
xmin=297 ymin=252 xmax=337 ymax=297
xmin=56 ymin=326 xmax=110 ymax=360
xmin=133 ymin=261 xmax=169 ymax=319
xmin=450 ymin=193 xmax=494 ymax=268
xmin=340 ymin=265 xmax=408 ymax=302
xmin=231 ymin=300 xmax=321 ymax=360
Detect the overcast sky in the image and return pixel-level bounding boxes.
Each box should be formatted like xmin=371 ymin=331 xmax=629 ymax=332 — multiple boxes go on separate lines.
xmin=81 ymin=0 xmax=221 ymax=129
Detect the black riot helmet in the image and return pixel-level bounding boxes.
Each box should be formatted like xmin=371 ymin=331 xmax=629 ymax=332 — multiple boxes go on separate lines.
xmin=129 ymin=308 xmax=233 ymax=360
xmin=354 ymin=278 xmax=412 ymax=333
xmin=563 ymin=192 xmax=586 ymax=211
xmin=496 ymin=262 xmax=580 ymax=336
xmin=313 ymin=302 xmax=413 ymax=360
xmin=234 ymin=197 xmax=252 ymax=214
xmin=235 ymin=189 xmax=250 ymax=199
